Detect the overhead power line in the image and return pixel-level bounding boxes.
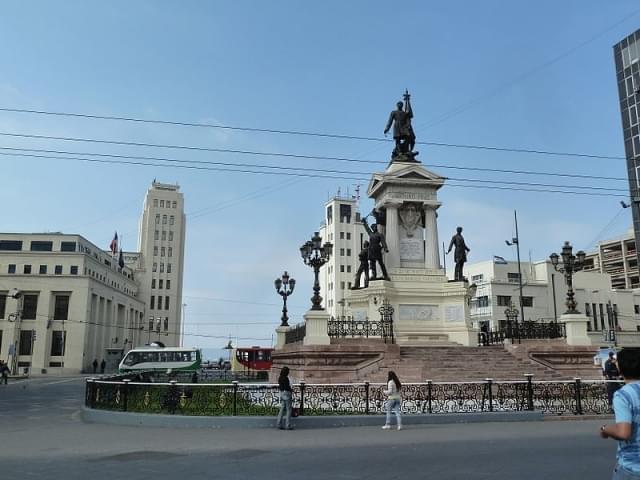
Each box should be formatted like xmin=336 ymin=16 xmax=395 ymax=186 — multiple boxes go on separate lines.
xmin=0 ymin=109 xmax=624 ymax=161
xmin=0 ymin=148 xmax=628 ymax=198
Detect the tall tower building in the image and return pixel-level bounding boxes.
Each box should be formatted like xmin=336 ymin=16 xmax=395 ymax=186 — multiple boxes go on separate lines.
xmin=137 ymin=181 xmax=186 ymax=346
xmin=319 ymin=195 xmax=366 ymax=319
xmin=614 ymin=30 xmax=640 ymax=284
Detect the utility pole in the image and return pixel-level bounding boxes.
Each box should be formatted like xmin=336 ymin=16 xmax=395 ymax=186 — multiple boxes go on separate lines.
xmin=505 ymin=210 xmax=525 ymax=324
xmin=181 ymin=303 xmax=187 ymax=347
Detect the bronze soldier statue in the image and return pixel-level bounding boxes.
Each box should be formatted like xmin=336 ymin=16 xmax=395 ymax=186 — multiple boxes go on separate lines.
xmin=447 ymin=226 xmax=470 ymax=282
xmin=351 ymin=241 xmax=370 ymax=289
xmin=362 ymin=219 xmax=390 ymax=281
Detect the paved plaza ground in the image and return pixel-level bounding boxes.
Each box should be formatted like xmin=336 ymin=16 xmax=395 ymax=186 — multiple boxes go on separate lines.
xmin=0 ymin=376 xmax=619 ymax=479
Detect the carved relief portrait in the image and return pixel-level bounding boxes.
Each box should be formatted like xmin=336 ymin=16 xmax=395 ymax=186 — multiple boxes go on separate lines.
xmin=399 ymin=203 xmax=422 ymax=237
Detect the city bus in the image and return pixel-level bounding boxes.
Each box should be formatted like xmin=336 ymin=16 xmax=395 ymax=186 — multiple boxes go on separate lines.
xmin=118 ymin=346 xmax=202 ymax=373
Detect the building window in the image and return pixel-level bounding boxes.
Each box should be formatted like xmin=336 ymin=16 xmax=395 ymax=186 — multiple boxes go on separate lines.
xmin=522 ymin=296 xmax=534 ymax=307
xmin=54 ymin=265 xmax=63 ymax=275
xmin=8 ymin=264 xmax=15 ymax=274
xmin=347 ymin=232 xmax=351 ymax=240
xmin=160 ymin=200 xmax=165 ymax=208
xmin=154 ymin=230 xmax=159 ymax=240
xmin=340 ymin=265 xmax=345 ymax=273
xmin=166 ymin=280 xmax=171 ymax=290
xmin=23 ymin=265 xmax=32 ymax=274
xmin=155 ymin=214 xmax=160 ymax=224
xmin=477 ymin=296 xmax=489 ymax=308
xmin=635 ymin=305 xmax=640 ymax=315
xmin=168 ymin=247 xmax=172 ymax=257
xmin=154 ymin=246 xmax=158 ymax=256
xmin=340 ymin=282 xmax=345 ymax=290
xmin=339 ymin=204 xmax=352 ymax=223
xmin=170 ymin=215 xmax=174 ymax=225
xmin=160 ymin=263 xmax=164 ymax=273
xmin=167 ymin=264 xmax=172 ymax=273
xmin=70 ymin=266 xmax=78 ymax=275
xmin=161 ymin=247 xmax=165 ymax=257
xmin=162 ymin=231 xmax=167 ymax=241
xmin=0 ymin=240 xmax=22 ymax=251
xmin=162 ymin=215 xmax=167 ymax=224
xmin=148 ymin=319 xmax=154 ymax=331
xmin=54 ymin=295 xmax=70 ymax=320
xmin=327 ymin=205 xmax=333 ymax=223
xmin=471 ymin=274 xmax=484 ymax=282
xmin=159 ymin=279 xmax=163 ymax=289
xmin=507 ymin=273 xmax=520 ymax=283
xmin=347 ymin=249 xmax=351 ymax=256
xmin=39 ymin=265 xmax=47 ymax=274
xmin=340 ymin=248 xmax=345 ymax=256
xmin=151 ymin=279 xmax=156 ymax=289
xmin=164 ymin=317 xmax=169 ymax=331
xmin=172 ymin=201 xmax=177 ymax=208
xmin=165 ymin=296 xmax=170 ymax=310
xmin=60 ymin=241 xmax=76 ymax=252
xmin=347 ymin=265 xmax=352 ymax=273
xmin=340 ymin=232 xmax=345 ymax=239
xmin=169 ymin=231 xmax=174 ymax=241
xmin=50 ymin=331 xmax=65 ymax=356
xmin=153 ymin=199 xmax=158 ymax=207
xmin=497 ymin=296 xmax=511 ymax=307
xmin=152 ymin=263 xmax=157 ymax=272
xmin=0 ymin=294 xmax=5 ymax=318
xmin=20 ymin=294 xmax=38 ymax=320
xmin=30 ymin=241 xmax=53 ymax=251
xmin=19 ymin=330 xmax=33 ymax=355
xmin=348 ymin=282 xmax=352 ymax=289
xmin=150 ymin=296 xmax=155 ymax=310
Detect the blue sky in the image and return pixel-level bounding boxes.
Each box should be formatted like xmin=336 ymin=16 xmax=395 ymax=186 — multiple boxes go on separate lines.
xmin=0 ymin=1 xmax=638 ymax=351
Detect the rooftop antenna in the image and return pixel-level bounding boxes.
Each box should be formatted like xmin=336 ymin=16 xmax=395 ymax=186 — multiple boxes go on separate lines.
xmin=354 ymin=184 xmax=361 ymax=210
xmin=337 ymin=187 xmax=341 ymax=197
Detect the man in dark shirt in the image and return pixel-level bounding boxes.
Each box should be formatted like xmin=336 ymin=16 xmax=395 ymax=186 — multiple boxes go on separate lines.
xmin=604 ymin=351 xmax=622 ymax=411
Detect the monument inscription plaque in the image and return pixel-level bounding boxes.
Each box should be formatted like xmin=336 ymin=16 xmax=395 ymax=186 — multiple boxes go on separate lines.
xmin=400 ymin=238 xmax=424 ymax=261
xmin=399 ymin=304 xmax=439 ymax=321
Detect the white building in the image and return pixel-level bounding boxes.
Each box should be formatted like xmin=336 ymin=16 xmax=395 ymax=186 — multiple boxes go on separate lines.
xmin=318 ymin=195 xmax=367 ymax=319
xmin=0 ymin=180 xmax=187 ymax=375
xmin=466 ymin=259 xmax=640 ymax=336
xmin=135 ymin=181 xmax=186 ymax=347
xmin=584 ymin=229 xmax=639 ymax=289
xmin=0 ymin=234 xmax=146 ymax=374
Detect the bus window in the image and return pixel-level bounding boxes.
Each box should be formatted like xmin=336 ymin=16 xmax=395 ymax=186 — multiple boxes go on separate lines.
xmin=123 ymin=352 xmax=140 ymax=366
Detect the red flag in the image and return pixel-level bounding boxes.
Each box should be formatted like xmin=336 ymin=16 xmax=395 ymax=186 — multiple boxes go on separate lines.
xmin=109 ymin=232 xmax=118 ymax=255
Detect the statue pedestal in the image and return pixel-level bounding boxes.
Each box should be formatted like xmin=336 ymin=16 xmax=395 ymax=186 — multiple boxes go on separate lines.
xmin=275 ymin=326 xmax=289 ymax=349
xmin=561 ymin=313 xmax=592 ymax=346
xmin=347 ymin=270 xmax=476 ymax=346
xmin=303 ymin=310 xmax=331 ymax=346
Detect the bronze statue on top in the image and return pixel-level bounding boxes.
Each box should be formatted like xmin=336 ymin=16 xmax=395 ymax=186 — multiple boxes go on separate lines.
xmin=384 ymin=90 xmax=419 ymax=162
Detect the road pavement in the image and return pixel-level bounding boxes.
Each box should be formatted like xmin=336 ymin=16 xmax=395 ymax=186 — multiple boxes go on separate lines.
xmin=0 ymin=377 xmax=619 ymax=479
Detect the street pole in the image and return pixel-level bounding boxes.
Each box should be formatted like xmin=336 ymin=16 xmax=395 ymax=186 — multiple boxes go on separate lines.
xmin=514 ymin=211 xmax=525 ymax=324
xmin=181 ymin=303 xmax=186 ymax=347
xmin=551 ymin=273 xmax=558 ymax=323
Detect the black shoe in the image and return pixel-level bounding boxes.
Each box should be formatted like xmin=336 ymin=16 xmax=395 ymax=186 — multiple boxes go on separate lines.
xmin=285 ymin=427 xmax=294 ymax=430
xmin=277 ymin=426 xmax=284 ymax=430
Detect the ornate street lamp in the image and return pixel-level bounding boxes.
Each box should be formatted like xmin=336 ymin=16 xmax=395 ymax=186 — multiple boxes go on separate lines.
xmin=300 ymin=231 xmax=333 ymax=310
xmin=274 ymin=271 xmax=296 ymax=327
xmin=504 ymin=302 xmax=519 ymax=334
xmin=549 ymin=241 xmax=586 ymax=314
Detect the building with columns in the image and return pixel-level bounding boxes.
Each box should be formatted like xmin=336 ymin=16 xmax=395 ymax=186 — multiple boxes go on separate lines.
xmin=0 ymin=180 xmax=186 ymax=375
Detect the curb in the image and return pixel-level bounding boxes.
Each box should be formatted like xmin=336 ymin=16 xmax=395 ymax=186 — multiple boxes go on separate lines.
xmin=81 ymin=407 xmax=543 ymax=429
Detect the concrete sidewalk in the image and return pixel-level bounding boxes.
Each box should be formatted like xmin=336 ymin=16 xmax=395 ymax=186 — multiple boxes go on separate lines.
xmin=82 ymin=407 xmax=542 ymax=429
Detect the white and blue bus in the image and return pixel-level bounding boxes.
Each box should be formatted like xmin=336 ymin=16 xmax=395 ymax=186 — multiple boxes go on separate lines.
xmin=118 ymin=346 xmax=202 ymax=374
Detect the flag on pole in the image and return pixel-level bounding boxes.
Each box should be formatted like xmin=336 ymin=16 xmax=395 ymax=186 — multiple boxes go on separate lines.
xmin=118 ymin=249 xmax=125 ymax=269
xmin=493 ymin=255 xmax=508 ymax=264
xmin=109 ymin=232 xmax=118 ymax=255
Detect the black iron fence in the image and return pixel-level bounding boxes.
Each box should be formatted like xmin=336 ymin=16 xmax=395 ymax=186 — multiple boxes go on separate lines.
xmin=327 ymin=316 xmax=394 ymax=343
xmin=285 ymin=323 xmax=306 ymax=344
xmin=479 ymin=322 xmax=566 ymax=346
xmin=85 ymin=376 xmax=617 ymax=417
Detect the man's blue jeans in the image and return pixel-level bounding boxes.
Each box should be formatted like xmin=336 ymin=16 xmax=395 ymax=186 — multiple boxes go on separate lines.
xmin=276 ymin=391 xmax=292 ymax=429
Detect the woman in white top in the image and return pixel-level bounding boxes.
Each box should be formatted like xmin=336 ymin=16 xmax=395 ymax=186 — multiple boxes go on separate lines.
xmin=382 ymin=370 xmax=402 ymax=430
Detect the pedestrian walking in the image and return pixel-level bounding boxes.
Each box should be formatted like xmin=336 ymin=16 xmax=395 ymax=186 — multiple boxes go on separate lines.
xmin=600 ymin=348 xmax=640 ymax=479
xmin=0 ymin=361 xmax=9 ymax=385
xmin=92 ymin=359 xmax=98 ymax=374
xmin=604 ymin=351 xmax=623 ymax=411
xmin=382 ymin=370 xmax=402 ymax=431
xmin=275 ymin=366 xmax=293 ymax=430
xmin=100 ymin=359 xmax=106 ymax=374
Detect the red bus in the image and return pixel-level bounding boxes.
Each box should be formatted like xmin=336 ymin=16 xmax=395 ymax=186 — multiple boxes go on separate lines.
xmin=234 ymin=346 xmax=274 ymax=372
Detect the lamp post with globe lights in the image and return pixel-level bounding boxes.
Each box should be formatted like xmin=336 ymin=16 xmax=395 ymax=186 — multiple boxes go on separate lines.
xmin=274 ymin=271 xmax=296 ymax=327
xmin=549 ymin=241 xmax=586 ymax=315
xmin=300 ymin=232 xmax=333 ymax=311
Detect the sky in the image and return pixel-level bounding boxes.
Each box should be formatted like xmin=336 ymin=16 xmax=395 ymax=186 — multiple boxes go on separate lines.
xmin=0 ymin=1 xmax=638 ymax=353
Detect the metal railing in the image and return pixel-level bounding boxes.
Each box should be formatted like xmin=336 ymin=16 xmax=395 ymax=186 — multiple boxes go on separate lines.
xmin=479 ymin=322 xmax=566 ymax=346
xmin=85 ymin=376 xmax=617 ymax=417
xmin=285 ymin=323 xmax=306 ymax=344
xmin=327 ymin=316 xmax=394 ymax=343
